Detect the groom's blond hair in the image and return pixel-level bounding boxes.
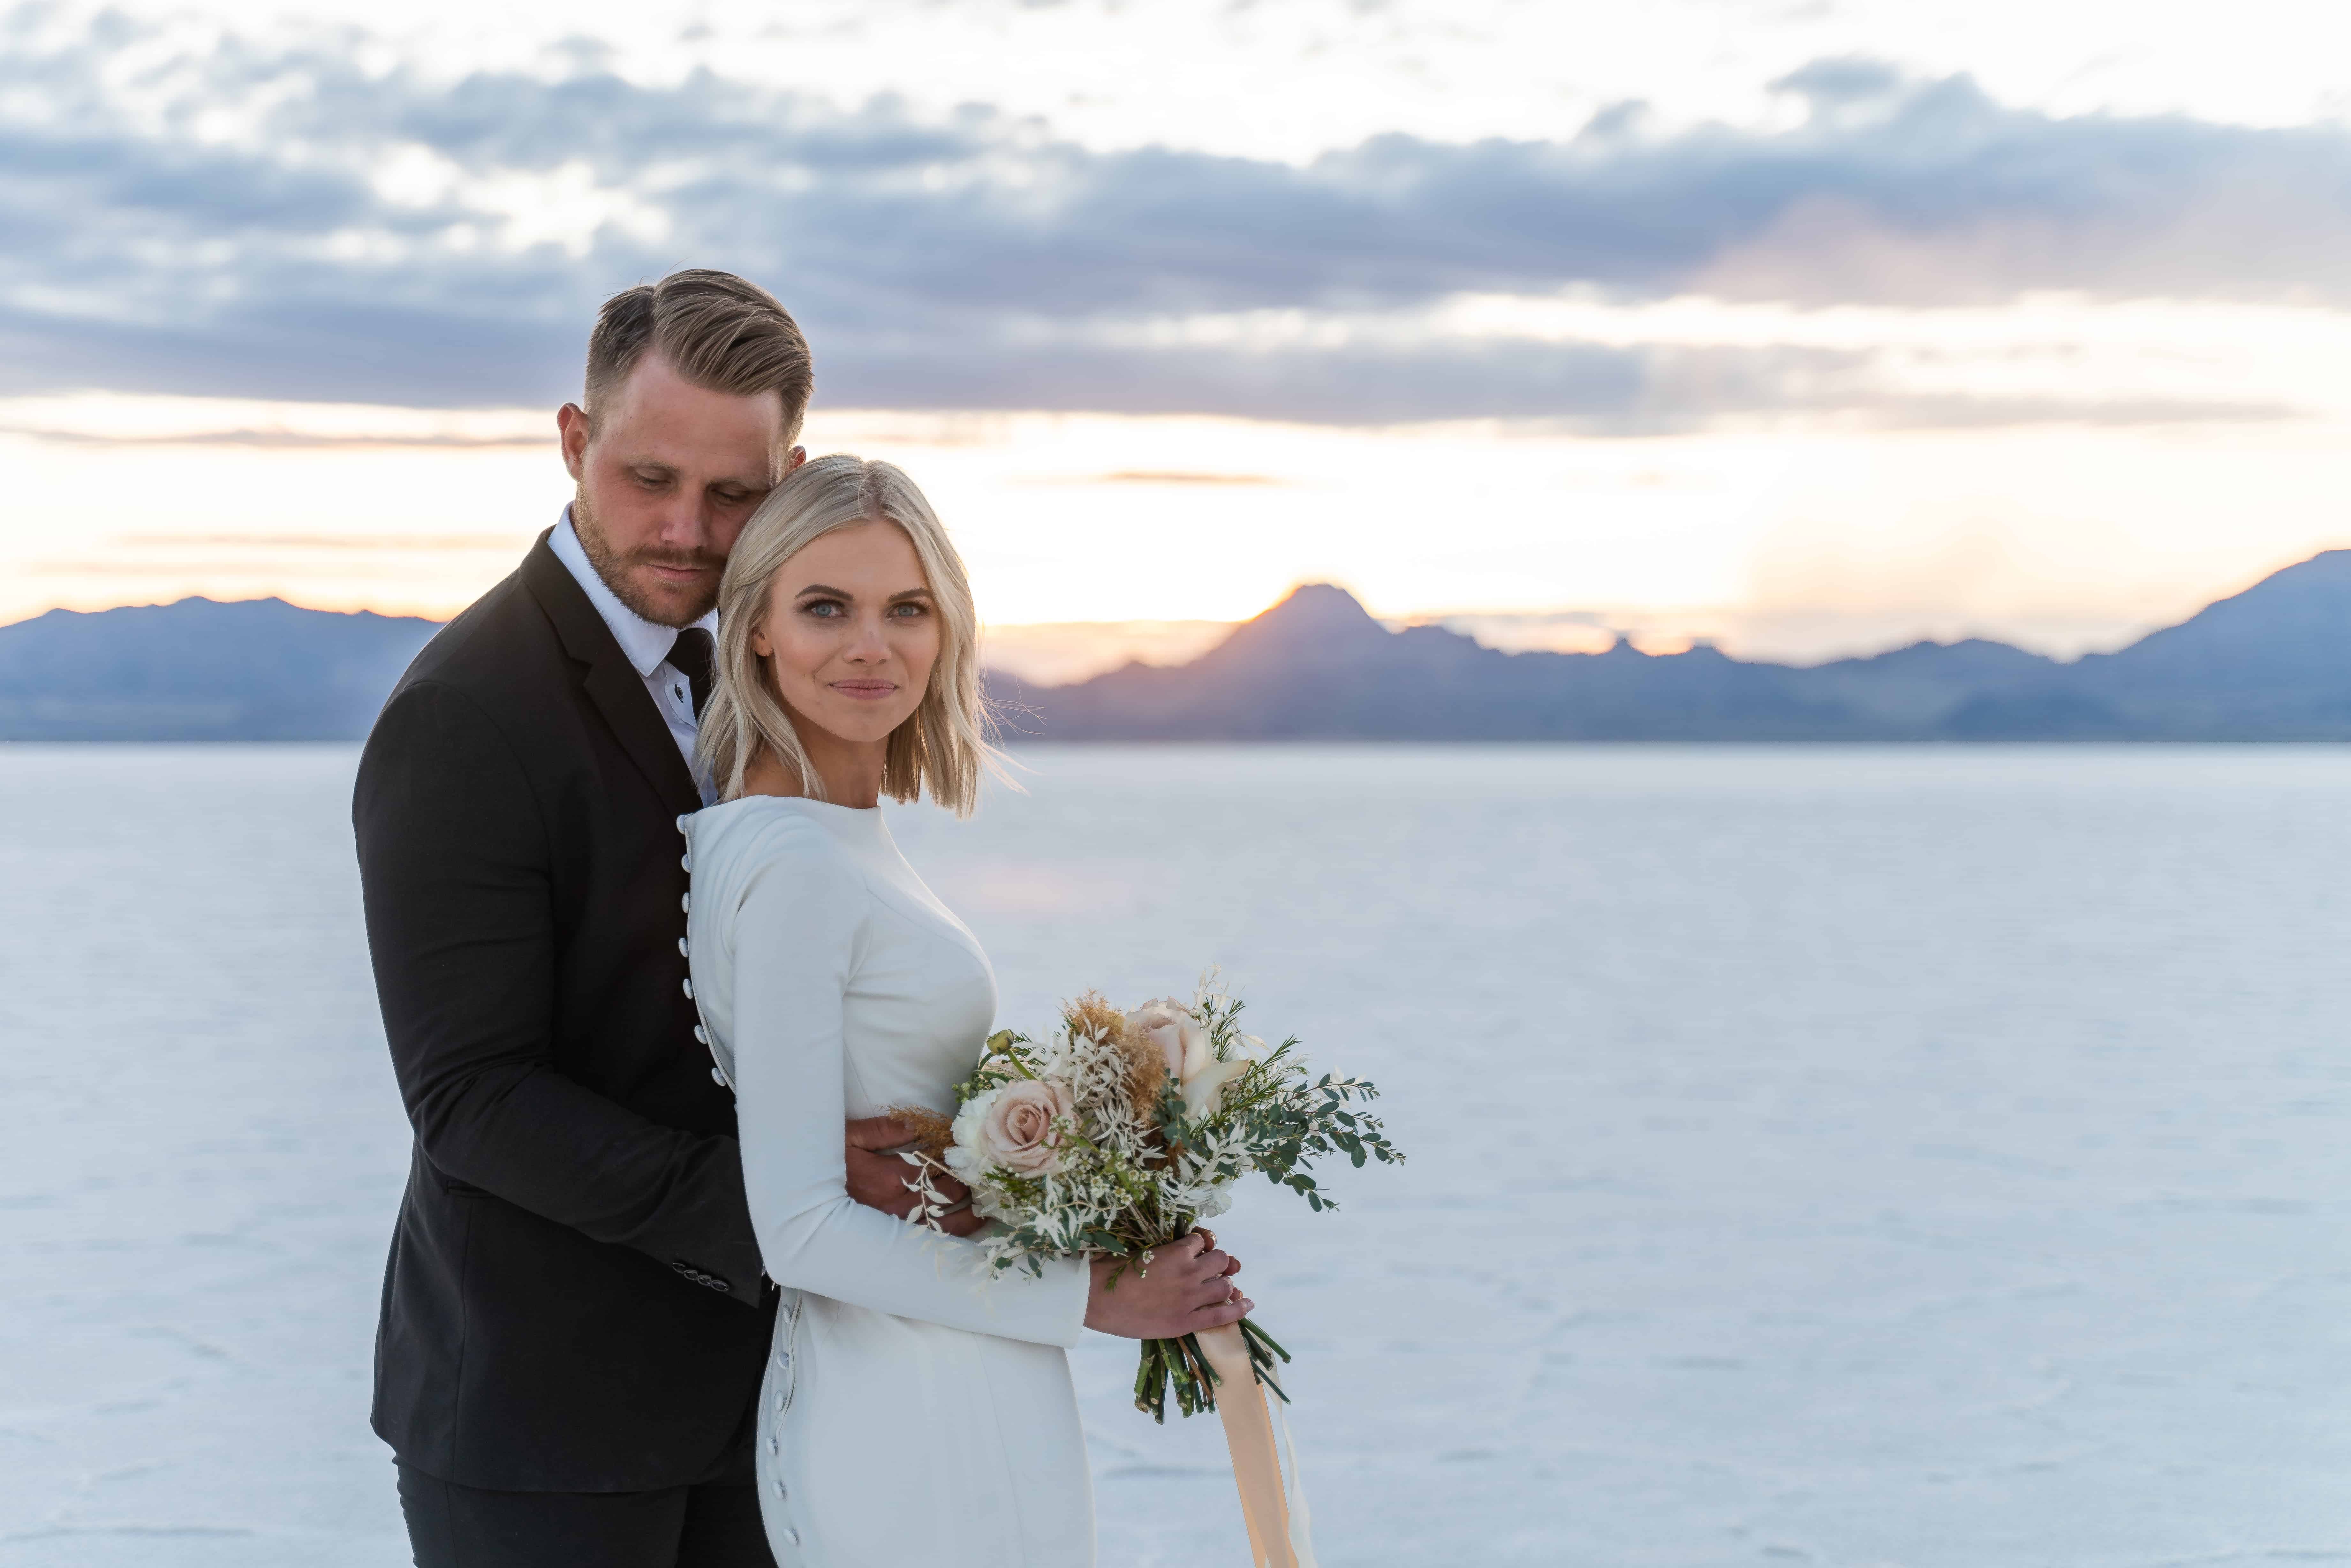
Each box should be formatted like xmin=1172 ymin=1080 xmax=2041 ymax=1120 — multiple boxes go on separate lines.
xmin=699 ymin=456 xmax=998 ymax=817
xmin=584 ymin=269 xmax=813 ymax=443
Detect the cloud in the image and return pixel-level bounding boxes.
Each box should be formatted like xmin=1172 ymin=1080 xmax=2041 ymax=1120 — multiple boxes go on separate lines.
xmin=1 ymin=424 xmax=548 ymax=449
xmin=2 ymin=13 xmax=2346 ymax=424
xmin=1032 ymin=472 xmax=1288 ymax=486
xmin=110 ymin=533 xmax=527 ymax=550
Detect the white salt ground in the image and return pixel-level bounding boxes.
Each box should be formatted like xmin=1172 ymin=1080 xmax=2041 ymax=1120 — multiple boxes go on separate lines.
xmin=3 ymin=743 xmax=2350 ymax=1567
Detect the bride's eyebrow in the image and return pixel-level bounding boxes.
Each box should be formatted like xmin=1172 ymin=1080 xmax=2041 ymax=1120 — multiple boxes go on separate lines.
xmin=793 ymin=584 xmax=934 ymax=600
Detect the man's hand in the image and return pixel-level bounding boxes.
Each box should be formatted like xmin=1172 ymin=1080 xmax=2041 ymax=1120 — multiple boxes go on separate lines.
xmin=844 ymin=1116 xmax=985 ymax=1237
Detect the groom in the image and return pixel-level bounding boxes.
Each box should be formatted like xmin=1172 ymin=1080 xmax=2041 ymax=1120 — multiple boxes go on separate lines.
xmin=354 ymin=270 xmax=972 ymax=1567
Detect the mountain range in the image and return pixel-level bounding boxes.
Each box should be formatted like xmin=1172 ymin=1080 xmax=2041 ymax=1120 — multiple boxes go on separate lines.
xmin=3 ymin=549 xmax=2348 ymax=742
xmin=990 ymin=549 xmax=2351 ymax=741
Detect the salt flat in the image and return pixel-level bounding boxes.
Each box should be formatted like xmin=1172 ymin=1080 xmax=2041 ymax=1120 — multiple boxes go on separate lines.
xmin=4 ymin=744 xmax=2350 ymax=1567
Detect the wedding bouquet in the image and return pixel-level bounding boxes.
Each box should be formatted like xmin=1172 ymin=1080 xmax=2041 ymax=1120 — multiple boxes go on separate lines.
xmin=900 ymin=976 xmax=1402 ymax=1422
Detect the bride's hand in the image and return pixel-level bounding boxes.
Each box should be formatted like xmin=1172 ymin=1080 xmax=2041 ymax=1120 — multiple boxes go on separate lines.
xmin=1083 ymin=1231 xmax=1251 ymax=1339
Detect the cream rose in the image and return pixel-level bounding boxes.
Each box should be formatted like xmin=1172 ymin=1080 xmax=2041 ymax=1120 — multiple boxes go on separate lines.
xmin=1127 ymin=999 xmax=1256 ymax=1118
xmin=1127 ymin=998 xmax=1212 ymax=1080
xmin=966 ymin=1078 xmax=1074 ymax=1177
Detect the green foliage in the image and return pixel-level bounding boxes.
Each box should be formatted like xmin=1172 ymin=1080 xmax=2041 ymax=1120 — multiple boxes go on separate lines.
xmin=915 ymin=978 xmax=1405 ymax=1421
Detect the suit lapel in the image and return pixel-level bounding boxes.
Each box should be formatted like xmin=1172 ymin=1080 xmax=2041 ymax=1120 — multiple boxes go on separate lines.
xmin=522 ymin=533 xmax=703 ymax=817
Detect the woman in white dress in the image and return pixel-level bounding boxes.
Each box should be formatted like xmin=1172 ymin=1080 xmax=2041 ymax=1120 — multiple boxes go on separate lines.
xmin=680 ymin=456 xmax=1252 ymax=1567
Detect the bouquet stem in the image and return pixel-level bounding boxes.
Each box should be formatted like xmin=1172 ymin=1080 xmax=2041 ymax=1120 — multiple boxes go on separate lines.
xmin=1132 ymin=1316 xmax=1292 ymax=1423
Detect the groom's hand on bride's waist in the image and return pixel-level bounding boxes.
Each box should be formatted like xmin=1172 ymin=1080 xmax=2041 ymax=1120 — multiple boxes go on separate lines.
xmin=844 ymin=1116 xmax=987 ymax=1237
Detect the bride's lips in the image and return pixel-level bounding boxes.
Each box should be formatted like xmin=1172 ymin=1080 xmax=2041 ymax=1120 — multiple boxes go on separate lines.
xmin=830 ymin=680 xmax=899 ymax=701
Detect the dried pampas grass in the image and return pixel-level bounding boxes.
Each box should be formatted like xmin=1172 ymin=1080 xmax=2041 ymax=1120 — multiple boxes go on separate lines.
xmin=1064 ymin=991 xmax=1169 ymax=1116
xmin=878 ymin=1104 xmax=956 ymax=1161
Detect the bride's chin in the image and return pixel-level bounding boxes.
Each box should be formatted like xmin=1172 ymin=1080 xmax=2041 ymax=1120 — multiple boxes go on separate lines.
xmin=804 ymin=708 xmax=912 ymax=747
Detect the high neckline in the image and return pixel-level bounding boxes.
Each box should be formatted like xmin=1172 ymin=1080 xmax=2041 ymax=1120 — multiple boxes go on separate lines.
xmin=701 ymin=792 xmax=885 ymax=825
xmin=759 ymin=795 xmax=881 ymax=816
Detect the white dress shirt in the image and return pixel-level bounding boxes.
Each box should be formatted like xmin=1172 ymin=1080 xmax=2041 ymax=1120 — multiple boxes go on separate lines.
xmin=549 ymin=507 xmax=718 ymax=806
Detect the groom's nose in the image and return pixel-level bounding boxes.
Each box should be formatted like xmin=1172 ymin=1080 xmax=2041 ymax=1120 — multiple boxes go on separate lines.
xmin=649 ymin=493 xmax=712 ymax=549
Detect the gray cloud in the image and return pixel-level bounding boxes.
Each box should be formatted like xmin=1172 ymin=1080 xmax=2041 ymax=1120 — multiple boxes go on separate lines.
xmin=3 ymin=425 xmax=548 ymax=449
xmin=2 ymin=14 xmax=2344 ymax=424
xmin=108 ymin=533 xmax=528 ymax=549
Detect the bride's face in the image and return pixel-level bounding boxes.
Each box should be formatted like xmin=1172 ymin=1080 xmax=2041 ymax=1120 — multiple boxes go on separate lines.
xmin=749 ymin=521 xmax=940 ymax=749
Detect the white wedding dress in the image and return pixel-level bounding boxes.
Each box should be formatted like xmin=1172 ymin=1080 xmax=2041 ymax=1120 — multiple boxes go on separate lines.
xmin=682 ymin=795 xmax=1095 ymax=1567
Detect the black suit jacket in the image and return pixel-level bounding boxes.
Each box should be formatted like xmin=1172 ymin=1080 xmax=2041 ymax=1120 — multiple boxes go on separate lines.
xmin=353 ymin=532 xmax=773 ymax=1491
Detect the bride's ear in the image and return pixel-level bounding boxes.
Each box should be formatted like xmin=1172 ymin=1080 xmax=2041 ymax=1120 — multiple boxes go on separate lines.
xmin=749 ymin=619 xmax=773 ymax=659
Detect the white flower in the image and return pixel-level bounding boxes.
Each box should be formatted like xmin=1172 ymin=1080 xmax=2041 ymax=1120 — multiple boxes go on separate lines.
xmin=944 ymin=1088 xmax=1002 ymax=1188
xmin=1126 ymin=998 xmax=1262 ymax=1119
xmin=1126 ymin=998 xmax=1211 ymax=1081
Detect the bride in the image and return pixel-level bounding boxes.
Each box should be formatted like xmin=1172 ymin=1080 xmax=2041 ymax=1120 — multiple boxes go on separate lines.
xmin=679 ymin=455 xmax=1251 ymax=1566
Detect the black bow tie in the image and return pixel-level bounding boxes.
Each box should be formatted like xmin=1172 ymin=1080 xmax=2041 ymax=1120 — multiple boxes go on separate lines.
xmin=668 ymin=627 xmax=716 ymax=719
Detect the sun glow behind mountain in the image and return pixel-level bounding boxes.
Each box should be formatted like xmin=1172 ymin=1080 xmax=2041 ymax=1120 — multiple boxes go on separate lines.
xmin=9 ymin=387 xmax=2347 ymax=667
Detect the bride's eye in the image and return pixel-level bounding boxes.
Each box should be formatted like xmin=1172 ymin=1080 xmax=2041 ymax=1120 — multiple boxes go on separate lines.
xmin=800 ymin=598 xmax=845 ymax=618
xmin=888 ymin=602 xmax=929 ymax=619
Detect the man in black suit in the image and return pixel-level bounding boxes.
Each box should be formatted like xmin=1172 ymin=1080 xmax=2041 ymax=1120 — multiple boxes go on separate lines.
xmin=353 ymin=270 xmax=977 ymax=1567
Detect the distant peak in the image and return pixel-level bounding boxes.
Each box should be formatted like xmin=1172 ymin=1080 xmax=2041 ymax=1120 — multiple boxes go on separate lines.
xmin=1237 ymin=582 xmax=1390 ymax=643
xmin=1259 ymin=582 xmax=1377 ymax=622
xmin=1197 ymin=581 xmax=1397 ymax=669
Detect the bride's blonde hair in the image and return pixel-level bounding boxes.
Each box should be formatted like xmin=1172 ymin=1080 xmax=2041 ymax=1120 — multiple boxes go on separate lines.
xmin=698 ymin=455 xmax=994 ymax=815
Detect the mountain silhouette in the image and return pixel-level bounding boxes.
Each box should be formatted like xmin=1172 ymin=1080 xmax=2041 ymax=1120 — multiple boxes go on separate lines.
xmin=994 ymin=550 xmax=2351 ymax=741
xmin=4 ymin=550 xmax=2349 ymax=741
xmin=993 ymin=585 xmax=1856 ymax=740
xmin=0 ymin=597 xmax=440 ymax=740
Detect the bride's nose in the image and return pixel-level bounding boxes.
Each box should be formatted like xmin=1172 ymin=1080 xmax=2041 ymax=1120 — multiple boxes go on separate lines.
xmin=841 ymin=614 xmax=890 ymax=663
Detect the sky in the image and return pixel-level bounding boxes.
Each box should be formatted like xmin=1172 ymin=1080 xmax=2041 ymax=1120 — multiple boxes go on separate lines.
xmin=9 ymin=0 xmax=2351 ymax=675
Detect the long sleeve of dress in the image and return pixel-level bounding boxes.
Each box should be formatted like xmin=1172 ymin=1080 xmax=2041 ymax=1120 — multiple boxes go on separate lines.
xmin=728 ymin=829 xmax=1089 ymax=1349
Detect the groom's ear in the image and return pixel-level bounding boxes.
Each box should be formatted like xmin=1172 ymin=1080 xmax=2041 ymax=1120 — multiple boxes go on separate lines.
xmin=557 ymin=403 xmax=590 ymax=480
xmin=784 ymin=444 xmax=806 ymax=475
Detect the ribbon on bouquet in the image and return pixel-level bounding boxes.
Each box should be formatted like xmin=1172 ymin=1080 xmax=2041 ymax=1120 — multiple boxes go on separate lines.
xmin=1197 ymin=1323 xmax=1317 ymax=1568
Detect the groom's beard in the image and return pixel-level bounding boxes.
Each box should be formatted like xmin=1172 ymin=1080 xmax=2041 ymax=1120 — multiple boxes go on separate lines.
xmin=572 ymin=496 xmax=726 ymax=628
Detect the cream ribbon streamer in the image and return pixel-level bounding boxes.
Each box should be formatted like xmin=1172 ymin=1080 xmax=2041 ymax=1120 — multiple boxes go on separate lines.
xmin=1197 ymin=1324 xmax=1317 ymax=1568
